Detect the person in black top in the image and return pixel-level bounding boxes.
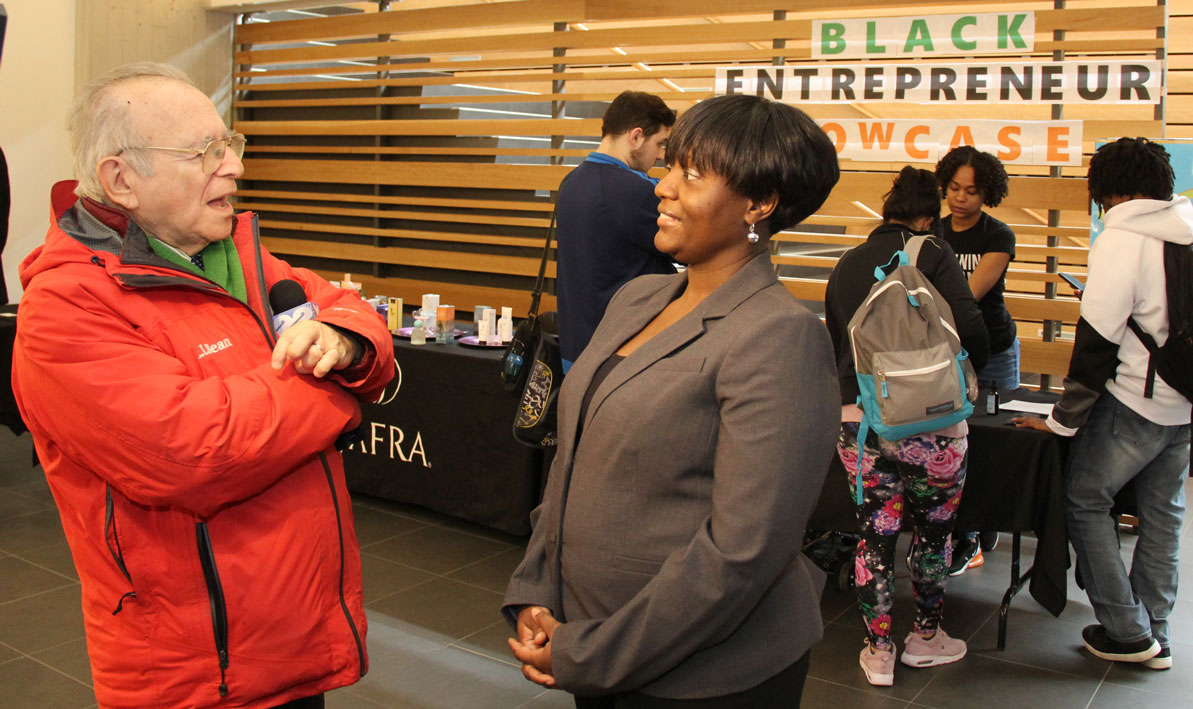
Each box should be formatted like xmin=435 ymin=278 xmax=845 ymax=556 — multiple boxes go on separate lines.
xmin=825 ymin=167 xmax=988 ymax=688
xmin=935 ymin=146 xmax=1018 ymax=389
xmin=935 ymin=146 xmax=1017 ymax=573
xmin=555 ymin=91 xmax=678 ymax=369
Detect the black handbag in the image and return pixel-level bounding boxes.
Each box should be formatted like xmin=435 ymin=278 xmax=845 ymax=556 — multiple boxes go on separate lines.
xmin=512 ymin=311 xmax=562 ymax=448
xmin=502 ymin=199 xmax=562 ymax=448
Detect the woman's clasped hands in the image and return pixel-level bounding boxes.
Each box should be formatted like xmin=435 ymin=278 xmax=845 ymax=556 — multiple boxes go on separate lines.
xmin=509 ymin=605 xmax=560 ymax=688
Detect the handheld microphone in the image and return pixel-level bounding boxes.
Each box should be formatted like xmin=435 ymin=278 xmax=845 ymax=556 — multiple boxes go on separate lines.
xmin=269 ymin=279 xmax=319 ymax=335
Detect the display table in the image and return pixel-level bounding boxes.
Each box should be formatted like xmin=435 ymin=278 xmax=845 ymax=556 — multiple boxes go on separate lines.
xmin=808 ymin=389 xmax=1068 ymax=648
xmin=342 ymin=333 xmax=544 ymax=535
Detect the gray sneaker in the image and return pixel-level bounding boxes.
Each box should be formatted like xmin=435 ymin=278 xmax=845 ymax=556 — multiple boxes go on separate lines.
xmin=901 ymin=628 xmax=967 ymax=668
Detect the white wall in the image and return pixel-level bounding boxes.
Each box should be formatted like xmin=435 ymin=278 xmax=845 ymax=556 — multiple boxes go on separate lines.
xmin=0 ymin=0 xmax=234 ymax=303
xmin=0 ymin=0 xmax=76 ymax=303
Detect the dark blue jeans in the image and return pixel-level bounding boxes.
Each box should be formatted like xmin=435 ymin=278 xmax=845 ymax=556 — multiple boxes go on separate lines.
xmin=1065 ymin=393 xmax=1191 ymax=646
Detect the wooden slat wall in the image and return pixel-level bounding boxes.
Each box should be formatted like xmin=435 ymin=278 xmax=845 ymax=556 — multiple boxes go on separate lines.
xmin=78 ymin=0 xmax=235 ymax=118
xmin=231 ymin=0 xmax=1171 ymax=382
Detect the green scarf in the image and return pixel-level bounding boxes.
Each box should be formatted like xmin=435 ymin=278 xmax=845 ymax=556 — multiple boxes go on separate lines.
xmin=148 ymin=236 xmax=248 ymax=304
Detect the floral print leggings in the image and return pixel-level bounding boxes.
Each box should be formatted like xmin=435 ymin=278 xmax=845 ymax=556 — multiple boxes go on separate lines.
xmin=838 ymin=422 xmax=968 ymax=648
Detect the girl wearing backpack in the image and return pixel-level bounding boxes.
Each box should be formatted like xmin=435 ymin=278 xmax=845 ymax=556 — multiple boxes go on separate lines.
xmin=825 ymin=167 xmax=990 ymax=687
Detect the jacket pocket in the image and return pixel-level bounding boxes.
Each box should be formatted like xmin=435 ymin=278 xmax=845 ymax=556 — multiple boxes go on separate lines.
xmin=104 ymin=485 xmax=136 ymax=614
xmin=196 ymin=522 xmax=230 ymax=698
xmin=611 ymin=553 xmax=664 ymax=576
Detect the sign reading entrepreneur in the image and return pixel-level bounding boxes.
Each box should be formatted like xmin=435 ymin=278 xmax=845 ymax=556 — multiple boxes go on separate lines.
xmin=813 ymin=12 xmax=1035 ymax=59
xmin=716 ymin=61 xmax=1162 ymax=105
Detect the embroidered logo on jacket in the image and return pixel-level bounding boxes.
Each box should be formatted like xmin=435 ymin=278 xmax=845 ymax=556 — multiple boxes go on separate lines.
xmin=197 ymin=338 xmax=233 ymax=360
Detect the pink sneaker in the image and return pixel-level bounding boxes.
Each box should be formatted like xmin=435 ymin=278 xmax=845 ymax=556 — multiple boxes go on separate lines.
xmin=859 ymin=642 xmax=896 ymax=686
xmin=900 ymin=628 xmax=967 ymax=667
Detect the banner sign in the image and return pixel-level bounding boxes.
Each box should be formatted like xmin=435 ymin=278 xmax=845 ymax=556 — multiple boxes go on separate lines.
xmin=818 ymin=119 xmax=1083 ymax=166
xmin=716 ymin=61 xmax=1162 ymax=105
xmin=813 ymin=12 xmax=1035 ymax=59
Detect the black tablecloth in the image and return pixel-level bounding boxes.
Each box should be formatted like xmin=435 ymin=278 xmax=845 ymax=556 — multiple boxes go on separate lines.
xmin=808 ymin=389 xmax=1069 ymax=616
xmin=342 ymin=334 xmax=544 ymax=535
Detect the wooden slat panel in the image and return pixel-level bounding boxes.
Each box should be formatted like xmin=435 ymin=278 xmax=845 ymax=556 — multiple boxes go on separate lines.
xmin=240 ymin=201 xmax=550 ymax=228
xmin=1015 ymin=244 xmax=1090 ymax=263
xmin=781 ymin=278 xmax=827 ymax=302
xmin=235 ymin=189 xmax=555 ymax=212
xmin=1019 ymin=338 xmax=1075 ymax=377
xmin=234 ymin=2 xmax=1164 ymax=46
xmin=235 ymin=0 xmax=584 ymax=44
xmin=1035 ymin=5 xmax=1165 ymax=32
xmin=245 ymin=145 xmax=592 ymax=159
xmin=238 ymin=118 xmax=602 ymax=137
xmin=234 ymin=90 xmax=694 ymax=109
xmin=261 ymin=236 xmax=558 ymax=278
xmin=1005 ymin=295 xmax=1081 ymax=323
xmin=229 ymin=0 xmax=1167 ymax=384
xmin=234 ymin=19 xmax=813 ymax=66
xmin=258 ymin=218 xmax=554 ymax=249
xmin=235 ymin=67 xmax=730 ymax=93
xmin=243 ymin=159 xmax=572 ymax=191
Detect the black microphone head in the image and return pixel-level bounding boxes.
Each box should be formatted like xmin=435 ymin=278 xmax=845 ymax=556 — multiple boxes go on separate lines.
xmin=269 ymin=279 xmax=308 ymax=314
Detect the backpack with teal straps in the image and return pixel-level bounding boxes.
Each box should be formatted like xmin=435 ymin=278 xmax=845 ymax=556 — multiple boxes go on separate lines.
xmin=847 ymin=234 xmax=978 ymax=504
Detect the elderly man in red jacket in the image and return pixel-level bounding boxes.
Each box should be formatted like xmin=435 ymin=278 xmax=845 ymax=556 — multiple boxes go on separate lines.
xmin=11 ymin=62 xmax=394 ymax=708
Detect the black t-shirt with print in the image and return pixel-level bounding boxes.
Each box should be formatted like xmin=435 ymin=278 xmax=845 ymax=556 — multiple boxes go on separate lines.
xmin=942 ymin=212 xmax=1017 ymax=353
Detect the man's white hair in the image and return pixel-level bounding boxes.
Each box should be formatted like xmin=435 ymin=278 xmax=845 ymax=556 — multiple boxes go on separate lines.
xmin=67 ymin=62 xmax=195 ymax=201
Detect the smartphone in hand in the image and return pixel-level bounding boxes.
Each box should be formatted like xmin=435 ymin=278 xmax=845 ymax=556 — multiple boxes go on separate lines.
xmin=1058 ymin=272 xmax=1085 ymax=292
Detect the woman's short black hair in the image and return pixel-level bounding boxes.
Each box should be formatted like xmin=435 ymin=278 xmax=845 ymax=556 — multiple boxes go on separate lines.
xmin=1088 ymin=137 xmax=1174 ymax=206
xmin=664 ymin=94 xmax=840 ymax=235
xmin=883 ymin=166 xmax=942 ymax=230
xmin=934 ymin=145 xmax=1009 ymax=207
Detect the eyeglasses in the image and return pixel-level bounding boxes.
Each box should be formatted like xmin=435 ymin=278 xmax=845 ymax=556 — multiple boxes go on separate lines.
xmin=123 ymin=133 xmax=246 ymax=174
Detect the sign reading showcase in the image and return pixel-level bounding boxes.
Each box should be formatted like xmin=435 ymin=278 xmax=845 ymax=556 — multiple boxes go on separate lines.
xmin=716 ymin=61 xmax=1162 ymax=105
xmin=819 ymin=119 xmax=1082 ymax=167
xmin=813 ymin=12 xmax=1035 ymax=59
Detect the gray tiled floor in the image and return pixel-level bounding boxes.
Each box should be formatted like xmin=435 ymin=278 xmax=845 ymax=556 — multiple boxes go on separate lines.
xmin=2 ymin=426 xmax=1191 ymax=708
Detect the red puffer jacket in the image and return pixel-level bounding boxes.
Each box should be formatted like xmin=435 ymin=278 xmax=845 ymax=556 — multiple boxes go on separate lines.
xmin=12 ymin=182 xmax=395 ymax=708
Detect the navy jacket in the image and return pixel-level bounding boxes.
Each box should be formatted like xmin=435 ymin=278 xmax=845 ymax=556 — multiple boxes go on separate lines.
xmin=555 ymin=159 xmax=676 ymax=362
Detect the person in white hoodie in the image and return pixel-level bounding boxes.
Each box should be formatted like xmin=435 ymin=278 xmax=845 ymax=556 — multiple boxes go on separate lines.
xmin=1015 ymin=137 xmax=1192 ymax=669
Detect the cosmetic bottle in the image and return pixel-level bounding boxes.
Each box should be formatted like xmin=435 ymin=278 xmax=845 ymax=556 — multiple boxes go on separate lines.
xmin=410 ymin=318 xmax=426 ymax=346
xmin=498 ymin=307 xmax=514 ymax=344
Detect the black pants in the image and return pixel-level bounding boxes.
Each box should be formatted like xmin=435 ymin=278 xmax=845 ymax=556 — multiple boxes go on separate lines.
xmin=573 ymin=650 xmax=810 ymax=709
xmin=272 ymin=694 xmax=324 ymax=709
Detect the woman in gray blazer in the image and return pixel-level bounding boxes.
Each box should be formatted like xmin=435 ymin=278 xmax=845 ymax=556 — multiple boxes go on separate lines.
xmin=504 ymin=94 xmax=842 ymax=707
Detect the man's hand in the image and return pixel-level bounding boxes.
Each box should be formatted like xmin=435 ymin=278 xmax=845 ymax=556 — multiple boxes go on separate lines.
xmin=1011 ymin=416 xmax=1051 ymax=432
xmin=509 ymin=606 xmax=560 ymax=688
xmin=271 ymin=321 xmax=359 ymax=378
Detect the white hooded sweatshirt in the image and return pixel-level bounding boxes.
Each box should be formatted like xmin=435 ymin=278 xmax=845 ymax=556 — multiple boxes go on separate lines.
xmin=1047 ymin=195 xmax=1193 ymax=435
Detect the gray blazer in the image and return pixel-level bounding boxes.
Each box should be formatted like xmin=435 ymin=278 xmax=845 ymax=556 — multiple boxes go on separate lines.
xmin=503 ymin=251 xmax=839 ymax=699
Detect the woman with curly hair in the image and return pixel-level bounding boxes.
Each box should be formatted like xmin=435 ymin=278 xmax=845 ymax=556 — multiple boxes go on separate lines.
xmin=935 ymin=146 xmax=1018 ymax=388
xmin=935 ymin=146 xmax=1018 ymax=575
xmin=825 ymin=166 xmax=989 ymax=687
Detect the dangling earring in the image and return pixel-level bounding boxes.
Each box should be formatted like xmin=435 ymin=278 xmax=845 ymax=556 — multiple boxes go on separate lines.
xmin=747 ymin=222 xmax=759 ymax=244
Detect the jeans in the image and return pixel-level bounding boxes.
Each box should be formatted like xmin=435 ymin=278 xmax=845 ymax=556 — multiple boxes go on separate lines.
xmin=975 ymin=338 xmax=1020 ymax=391
xmin=1065 ymin=392 xmax=1191 ymax=647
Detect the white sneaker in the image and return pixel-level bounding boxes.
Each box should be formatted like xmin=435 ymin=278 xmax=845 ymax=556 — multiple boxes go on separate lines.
xmin=1142 ymin=647 xmax=1172 ymax=670
xmin=901 ymin=628 xmax=967 ymax=668
xmin=859 ymin=642 xmax=896 ymax=686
